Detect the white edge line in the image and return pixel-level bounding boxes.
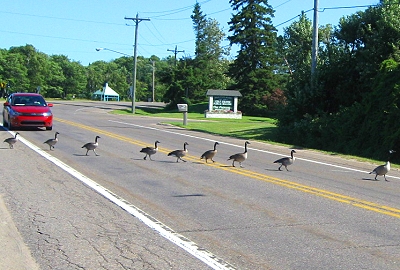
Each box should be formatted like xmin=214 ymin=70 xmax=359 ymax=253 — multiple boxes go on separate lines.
xmin=108 ymin=120 xmax=400 ymax=181
xmin=10 ymin=131 xmax=236 ymax=270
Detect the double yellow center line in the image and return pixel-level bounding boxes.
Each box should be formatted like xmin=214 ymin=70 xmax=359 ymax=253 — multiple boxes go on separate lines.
xmin=56 ymin=117 xmax=400 ymax=219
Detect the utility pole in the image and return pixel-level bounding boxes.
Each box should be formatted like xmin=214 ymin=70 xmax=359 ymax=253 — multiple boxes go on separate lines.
xmin=125 ymin=13 xmax=150 ymax=114
xmin=311 ymin=0 xmax=319 ymax=76
xmin=150 ymin=60 xmax=155 ymax=102
xmin=167 ymin=45 xmax=185 ymax=65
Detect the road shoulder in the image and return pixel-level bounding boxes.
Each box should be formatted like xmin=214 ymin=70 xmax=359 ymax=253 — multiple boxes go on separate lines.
xmin=0 ymin=195 xmax=39 ymax=270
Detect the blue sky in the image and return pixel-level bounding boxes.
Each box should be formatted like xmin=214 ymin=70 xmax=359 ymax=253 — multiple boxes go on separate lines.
xmin=1 ymin=0 xmax=378 ymax=66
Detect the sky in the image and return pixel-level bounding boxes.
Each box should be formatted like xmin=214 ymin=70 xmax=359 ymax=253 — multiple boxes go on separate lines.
xmin=1 ymin=0 xmax=378 ymax=66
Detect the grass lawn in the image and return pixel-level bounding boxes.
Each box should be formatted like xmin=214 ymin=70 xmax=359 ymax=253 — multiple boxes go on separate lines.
xmin=111 ymin=103 xmax=394 ymax=165
xmin=171 ymin=117 xmax=278 ymax=142
xmin=111 ymin=103 xmax=279 ymax=143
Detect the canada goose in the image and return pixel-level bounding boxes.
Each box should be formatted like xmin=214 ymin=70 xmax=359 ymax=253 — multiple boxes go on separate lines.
xmin=82 ymin=136 xmax=100 ymax=156
xmin=200 ymin=142 xmax=219 ymax=163
xmin=168 ymin=142 xmax=189 ymax=162
xmin=228 ymin=141 xmax=250 ymax=167
xmin=140 ymin=140 xmax=160 ymax=160
xmin=44 ymin=132 xmax=59 ymax=150
xmin=274 ymin=149 xmax=296 ymax=171
xmin=4 ymin=132 xmax=19 ymax=149
xmin=369 ymin=150 xmax=395 ymax=181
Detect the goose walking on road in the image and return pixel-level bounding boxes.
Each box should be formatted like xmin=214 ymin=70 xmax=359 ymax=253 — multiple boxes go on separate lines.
xmin=369 ymin=150 xmax=395 ymax=181
xmin=228 ymin=141 xmax=250 ymax=167
xmin=4 ymin=132 xmax=19 ymax=149
xmin=274 ymin=150 xmax=296 ymax=171
xmin=140 ymin=140 xmax=160 ymax=160
xmin=201 ymin=142 xmax=219 ymax=163
xmin=168 ymin=142 xmax=189 ymax=162
xmin=44 ymin=132 xmax=60 ymax=150
xmin=82 ymin=136 xmax=100 ymax=156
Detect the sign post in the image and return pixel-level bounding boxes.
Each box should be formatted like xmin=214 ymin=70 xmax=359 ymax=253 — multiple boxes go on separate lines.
xmin=177 ymin=104 xmax=188 ymax=125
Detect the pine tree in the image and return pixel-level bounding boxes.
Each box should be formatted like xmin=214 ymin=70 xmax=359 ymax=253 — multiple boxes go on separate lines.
xmin=188 ymin=2 xmax=230 ymax=103
xmin=228 ymin=0 xmax=280 ymax=115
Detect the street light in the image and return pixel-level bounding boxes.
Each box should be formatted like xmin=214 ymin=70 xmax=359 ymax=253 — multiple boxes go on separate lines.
xmin=96 ymin=47 xmax=134 ymax=112
xmin=95 ymin=47 xmax=131 ymax=57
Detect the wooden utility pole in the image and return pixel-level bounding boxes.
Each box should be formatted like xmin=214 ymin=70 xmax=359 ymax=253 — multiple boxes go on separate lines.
xmin=124 ymin=13 xmax=150 ymax=114
xmin=311 ymin=0 xmax=319 ymax=75
xmin=150 ymin=60 xmax=155 ymax=102
xmin=167 ymin=45 xmax=185 ymax=65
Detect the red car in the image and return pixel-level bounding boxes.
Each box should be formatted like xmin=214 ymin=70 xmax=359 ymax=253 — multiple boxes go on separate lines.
xmin=3 ymin=93 xmax=53 ymax=130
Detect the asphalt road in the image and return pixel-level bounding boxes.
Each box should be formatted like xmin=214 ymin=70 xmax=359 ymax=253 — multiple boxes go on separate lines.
xmin=1 ymin=101 xmax=399 ymax=269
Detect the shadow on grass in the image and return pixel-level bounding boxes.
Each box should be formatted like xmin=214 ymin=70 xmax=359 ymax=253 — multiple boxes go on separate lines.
xmin=188 ymin=126 xmax=279 ymax=142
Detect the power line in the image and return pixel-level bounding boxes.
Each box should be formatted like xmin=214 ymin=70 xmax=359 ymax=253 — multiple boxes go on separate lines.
xmin=275 ymin=3 xmax=378 ymax=28
xmin=275 ymin=8 xmax=313 ymax=28
xmin=0 ymin=11 xmax=124 ymax=26
xmin=0 ymin=29 xmax=129 ymax=47
xmin=167 ymin=45 xmax=185 ymax=65
xmin=274 ymin=0 xmax=294 ymax=9
xmin=125 ymin=14 xmax=150 ymax=114
xmin=320 ymin=4 xmax=377 ymax=12
xmin=148 ymin=20 xmax=169 ymax=44
xmin=141 ymin=0 xmax=211 ymax=16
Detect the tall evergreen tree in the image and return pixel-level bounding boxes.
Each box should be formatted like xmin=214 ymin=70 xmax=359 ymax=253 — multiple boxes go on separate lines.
xmin=228 ymin=0 xmax=279 ymax=115
xmin=188 ymin=3 xmax=230 ymax=103
xmin=191 ymin=3 xmax=208 ymax=58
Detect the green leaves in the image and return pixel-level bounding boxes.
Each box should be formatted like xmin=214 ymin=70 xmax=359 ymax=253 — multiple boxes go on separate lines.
xmin=227 ymin=0 xmax=280 ymax=116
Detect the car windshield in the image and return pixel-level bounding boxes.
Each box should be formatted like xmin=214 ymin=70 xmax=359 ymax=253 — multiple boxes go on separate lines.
xmin=12 ymin=96 xmax=46 ymax=106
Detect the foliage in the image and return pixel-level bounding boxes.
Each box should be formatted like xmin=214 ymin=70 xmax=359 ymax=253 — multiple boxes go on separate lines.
xmin=276 ymin=0 xmax=400 ymax=161
xmin=227 ymin=0 xmax=281 ymax=116
xmin=161 ymin=3 xmax=232 ymax=107
xmin=0 ymin=45 xmax=172 ymax=102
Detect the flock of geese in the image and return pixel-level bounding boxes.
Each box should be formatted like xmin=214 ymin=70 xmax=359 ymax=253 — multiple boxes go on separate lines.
xmin=2 ymin=132 xmax=395 ymax=181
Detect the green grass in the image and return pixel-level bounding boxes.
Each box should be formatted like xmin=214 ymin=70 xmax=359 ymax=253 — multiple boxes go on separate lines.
xmin=171 ymin=117 xmax=278 ymax=141
xmin=111 ymin=104 xmax=279 ymax=142
xmin=106 ymin=102 xmax=400 ymax=166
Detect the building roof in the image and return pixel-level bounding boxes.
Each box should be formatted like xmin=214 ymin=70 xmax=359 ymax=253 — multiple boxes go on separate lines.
xmin=206 ymin=89 xmax=242 ymax=97
xmin=93 ymin=82 xmax=119 ymax=97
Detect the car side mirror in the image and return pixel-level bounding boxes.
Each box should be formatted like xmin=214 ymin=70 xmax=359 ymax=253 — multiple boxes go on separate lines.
xmin=3 ymin=102 xmax=10 ymax=106
xmin=47 ymin=103 xmax=53 ymax=107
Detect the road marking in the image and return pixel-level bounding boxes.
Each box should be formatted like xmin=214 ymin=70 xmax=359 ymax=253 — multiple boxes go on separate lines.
xmin=55 ymin=117 xmax=400 ymax=219
xmin=5 ymin=129 xmax=236 ymax=270
xmin=107 ymin=120 xmax=400 ymax=180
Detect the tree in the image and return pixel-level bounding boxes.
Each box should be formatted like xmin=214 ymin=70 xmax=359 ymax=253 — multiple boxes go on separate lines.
xmin=227 ymin=0 xmax=280 ymax=115
xmin=46 ymin=59 xmax=65 ymax=98
xmin=9 ymin=45 xmax=49 ymax=93
xmin=278 ymin=12 xmax=313 ymax=77
xmin=51 ymin=55 xmax=86 ymax=98
xmin=187 ymin=3 xmax=231 ymax=103
xmin=0 ymin=50 xmax=29 ymax=93
xmin=275 ymin=0 xmax=400 ymax=161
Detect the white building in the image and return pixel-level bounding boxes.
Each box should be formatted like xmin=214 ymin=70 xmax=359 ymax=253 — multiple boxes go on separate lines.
xmin=93 ymin=82 xmax=120 ymax=101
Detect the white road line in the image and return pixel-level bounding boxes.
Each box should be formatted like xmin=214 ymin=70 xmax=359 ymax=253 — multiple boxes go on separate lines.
xmin=108 ymin=119 xmax=400 ymax=181
xmin=9 ymin=131 xmax=236 ymax=270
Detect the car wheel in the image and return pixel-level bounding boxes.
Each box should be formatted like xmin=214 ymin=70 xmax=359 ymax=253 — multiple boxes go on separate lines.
xmin=46 ymin=126 xmax=53 ymax=131
xmin=8 ymin=117 xmax=13 ymax=130
xmin=2 ymin=115 xmax=8 ymax=128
